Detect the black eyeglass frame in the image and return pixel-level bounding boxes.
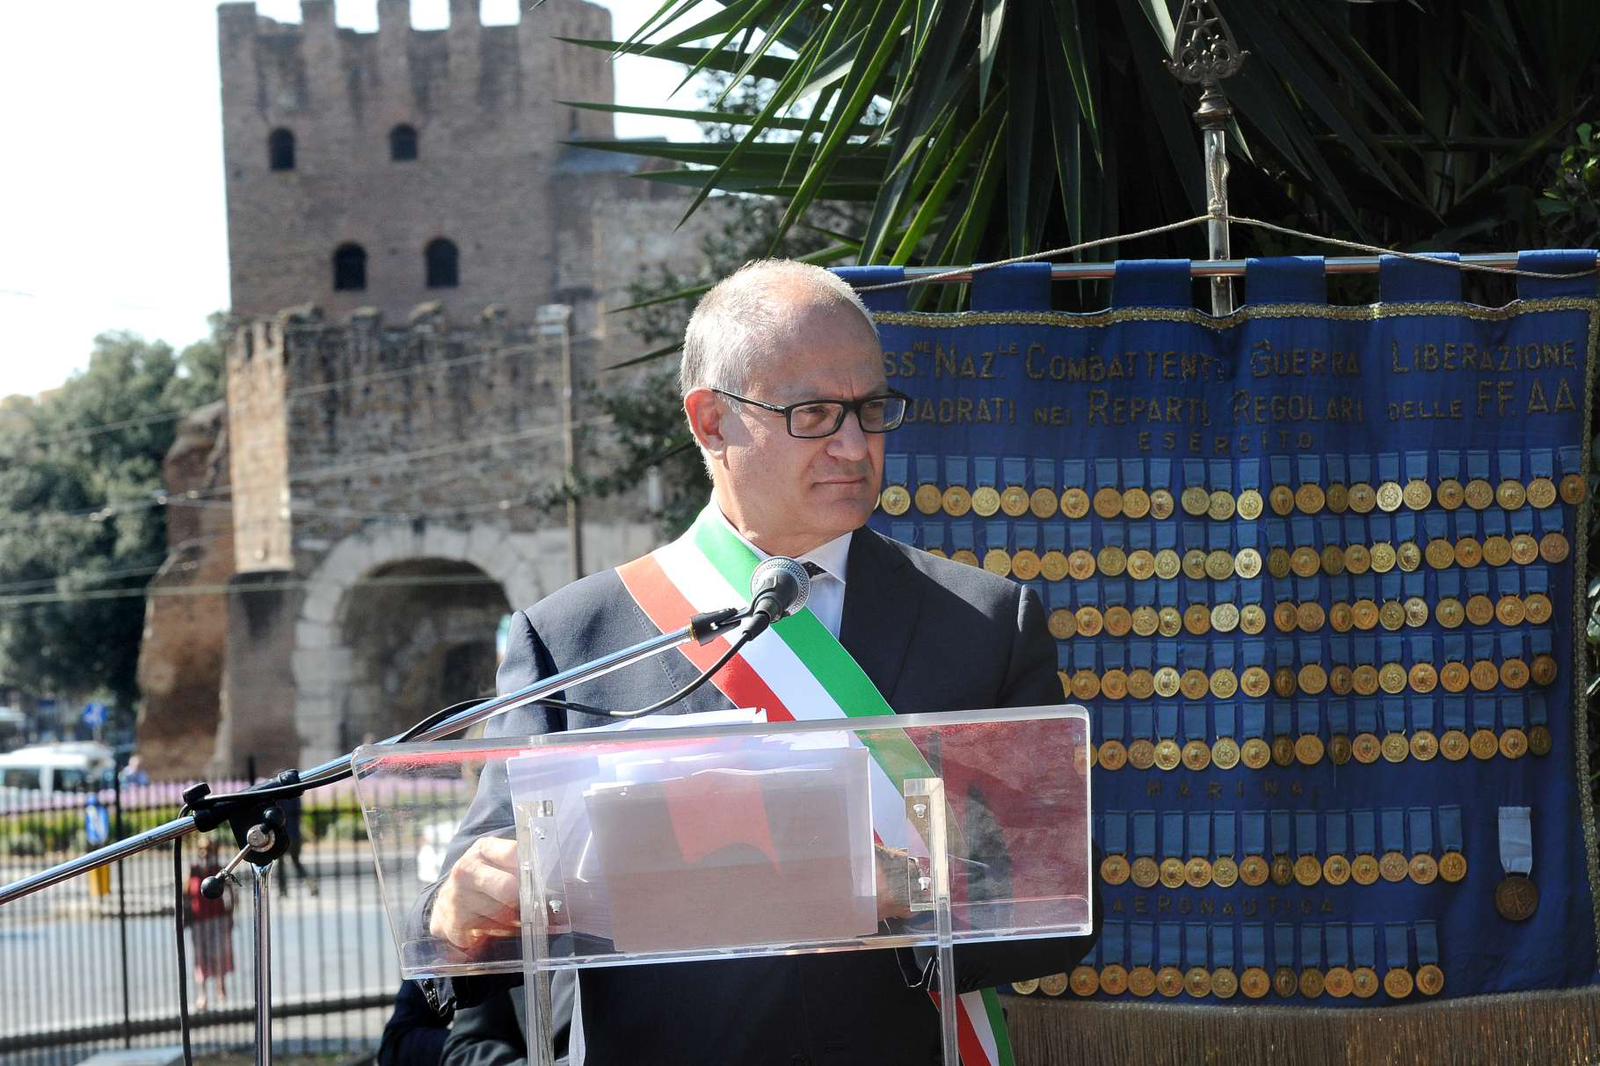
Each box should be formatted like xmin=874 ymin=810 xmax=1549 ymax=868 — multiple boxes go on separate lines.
xmin=709 ymin=387 xmax=911 ymax=439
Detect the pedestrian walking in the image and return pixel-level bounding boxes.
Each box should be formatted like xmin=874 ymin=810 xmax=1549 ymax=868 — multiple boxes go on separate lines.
xmin=186 ymin=836 xmax=235 ymax=1011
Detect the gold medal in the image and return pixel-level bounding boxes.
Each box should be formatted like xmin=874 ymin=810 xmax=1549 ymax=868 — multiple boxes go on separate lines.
xmin=1272 ymin=736 xmax=1296 ymax=768
xmin=1320 ymin=545 xmax=1346 ymax=576
xmin=1351 ymin=854 xmax=1380 ymax=885
xmin=1150 ymin=488 xmax=1176 ymax=519
xmin=1033 ymin=486 xmax=1062 ymax=519
xmin=1324 ymin=967 xmax=1354 ymax=999
xmin=1156 ymin=966 xmax=1185 ymax=998
xmin=1370 ymin=542 xmax=1397 ymax=573
xmin=1240 ymin=666 xmax=1272 ymax=699
xmin=1540 ymin=531 xmax=1570 ymax=563
xmin=1329 ymin=665 xmax=1354 ymax=696
xmin=1241 ymin=738 xmax=1272 ymax=770
xmin=1239 ymin=855 xmax=1270 ymax=886
xmin=1330 ymin=602 xmax=1354 ymax=632
xmin=1297 ymin=663 xmax=1328 ymax=696
xmin=1040 ymin=550 xmax=1070 ymax=583
xmin=1464 ymin=594 xmax=1495 ymax=627
xmin=1099 ymin=964 xmax=1129 ymax=997
xmin=1209 ymin=668 xmax=1239 ymax=700
xmin=1561 ymin=474 xmax=1588 ymax=505
xmin=1212 ymin=856 xmax=1239 ymax=887
xmin=1181 ymin=549 xmax=1208 ymax=580
xmin=1268 ymin=485 xmax=1295 ymax=516
xmin=1425 ymin=538 xmax=1457 ymax=569
xmin=1404 ymin=596 xmax=1430 ymax=627
xmin=1524 ymin=593 xmax=1554 ymax=624
xmin=1154 ymin=739 xmax=1183 ymax=771
xmin=1403 ymin=479 xmax=1432 ymax=510
xmin=1153 ymin=666 xmax=1182 ymax=698
xmin=1047 ymin=609 xmax=1076 ymax=640
xmin=1464 ymin=478 xmax=1494 ymax=510
xmin=1351 ymin=665 xmax=1379 ymax=696
xmin=1438 ymin=851 xmax=1468 ymax=882
xmin=1126 ymin=550 xmax=1156 ymax=581
xmin=1410 ymin=853 xmax=1439 ymax=885
xmin=1182 ymin=739 xmax=1212 ymax=772
xmin=1000 ymin=485 xmax=1030 ymax=517
xmin=1528 ymin=725 xmax=1553 ymax=756
xmin=1482 ymin=535 xmax=1512 ymax=567
xmin=1266 ymin=547 xmax=1292 ymax=579
xmin=1237 ymin=489 xmax=1264 ymax=519
xmin=1208 ymin=489 xmax=1237 ymax=521
xmin=1067 ymin=549 xmax=1097 ymax=580
xmin=1379 ymin=851 xmax=1410 ymax=882
xmin=1348 ymin=482 xmax=1377 ymax=513
xmin=1436 ymin=479 xmax=1465 ymax=510
xmin=1510 ymin=534 xmax=1539 ymax=565
xmin=879 ymin=485 xmax=912 ymax=515
xmin=1234 ymin=548 xmax=1262 ymax=579
xmin=1273 ymin=667 xmax=1299 ymax=700
xmin=1295 ymin=483 xmax=1326 ymax=514
xmin=1439 ymin=729 xmax=1470 ymax=761
xmin=971 ymin=485 xmax=1001 ymax=516
xmin=1376 ymin=481 xmax=1404 ymax=512
xmin=1326 ymin=483 xmax=1350 ymax=512
xmin=1294 ymin=854 xmax=1323 ymax=886
xmin=1532 ymin=654 xmax=1557 ymax=685
xmin=1408 ymin=662 xmax=1438 ymax=694
xmin=1059 ymin=486 xmax=1090 ymax=519
xmin=1379 ymin=662 xmax=1409 ymax=695
xmin=1185 ymin=857 xmax=1214 ymax=889
xmin=926 ymin=548 xmax=947 ymax=559
xmin=1297 ymin=602 xmax=1327 ymax=632
xmin=1159 ymin=857 xmax=1186 ymax=888
xmin=951 ymin=549 xmax=980 ymax=568
xmin=1351 ymin=967 xmax=1380 ymax=1000
xmin=1299 ymin=969 xmax=1326 ymax=1000
xmin=1211 ymin=602 xmax=1241 ymax=633
xmin=1384 ymin=969 xmax=1414 ymax=1000
xmin=1039 ymin=972 xmax=1069 ymax=997
xmin=1436 ymin=598 xmax=1465 ymax=628
xmin=1501 ymin=658 xmax=1530 ymax=690
xmin=1378 ymin=600 xmax=1406 ymax=631
xmin=1323 ymin=854 xmax=1352 ymax=885
xmin=942 ymin=485 xmax=972 ymax=517
xmin=1273 ymin=967 xmax=1298 ymax=999
xmin=1211 ymin=967 xmax=1239 ymax=1000
xmin=1184 ymin=966 xmax=1212 ymax=999
xmin=1240 ymin=967 xmax=1272 ymax=1000
xmin=1329 ymin=734 xmax=1353 ymax=765
xmin=1184 ymin=605 xmax=1212 ymax=636
xmin=1397 ymin=541 xmax=1422 ymax=572
xmin=1469 ymin=660 xmax=1500 ymax=692
xmin=1381 ymin=732 xmax=1410 ymax=763
xmin=1100 ymin=668 xmax=1129 ymax=699
xmin=914 ymin=484 xmax=943 ymax=514
xmin=1011 ymin=978 xmax=1039 ymax=995
xmin=1351 ymin=732 xmax=1381 ymax=763
xmin=1075 ymin=606 xmax=1104 ymax=637
xmin=1128 ymin=740 xmax=1158 ymax=772
xmin=1011 ymin=549 xmax=1042 ymax=581
xmin=1092 ymin=486 xmax=1123 ymax=519
xmin=1130 ymin=606 xmax=1160 ymax=637
xmin=1098 ymin=739 xmax=1129 ymax=771
xmin=1410 ymin=730 xmax=1439 ymax=761
xmin=1527 ymin=477 xmax=1558 ymax=509
xmin=1416 ymin=965 xmax=1445 ymax=997
xmin=1070 ymin=965 xmax=1100 ymax=997
xmin=1180 ymin=669 xmax=1211 ymax=702
xmin=982 ymin=548 xmax=1011 ymax=577
xmin=1274 ymin=602 xmax=1299 ymax=633
xmin=1070 ymin=670 xmax=1100 ymax=701
xmin=1469 ymin=727 xmax=1500 ymax=759
xmin=1294 ymin=734 xmax=1326 ymax=766
xmin=1499 ymin=727 xmax=1529 ymax=759
xmin=1496 ymin=479 xmax=1526 ymax=510
xmin=1455 ymin=537 xmax=1483 ymax=568
xmin=1288 ymin=546 xmax=1319 ymax=578
xmin=1122 ymin=487 xmax=1151 ymax=518
xmin=1152 ymin=549 xmax=1182 ymax=580
xmin=1211 ymin=737 xmax=1241 ymax=769
xmin=1206 ymin=549 xmax=1236 ymax=581
xmin=1181 ymin=486 xmax=1211 ymax=517
xmin=1343 ymin=543 xmax=1372 ymax=575
xmin=1101 ymin=854 xmax=1132 ymax=884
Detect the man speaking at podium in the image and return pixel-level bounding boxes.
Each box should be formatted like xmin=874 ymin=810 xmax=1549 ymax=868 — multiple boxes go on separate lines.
xmin=429 ymin=260 xmax=1096 ymax=1064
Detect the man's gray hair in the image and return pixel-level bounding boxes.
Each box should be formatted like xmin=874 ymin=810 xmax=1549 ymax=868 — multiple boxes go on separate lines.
xmin=679 ymin=259 xmax=878 ymax=397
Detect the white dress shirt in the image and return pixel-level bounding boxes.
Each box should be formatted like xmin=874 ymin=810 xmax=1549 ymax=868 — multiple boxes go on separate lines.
xmin=711 ymin=508 xmax=851 ymax=639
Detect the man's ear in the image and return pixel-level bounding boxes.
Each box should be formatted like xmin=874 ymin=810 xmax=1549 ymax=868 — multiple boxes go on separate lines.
xmin=683 ymin=388 xmax=728 ymax=459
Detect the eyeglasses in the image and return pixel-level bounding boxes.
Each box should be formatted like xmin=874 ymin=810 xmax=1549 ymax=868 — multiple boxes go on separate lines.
xmin=711 ymin=388 xmax=910 ymax=439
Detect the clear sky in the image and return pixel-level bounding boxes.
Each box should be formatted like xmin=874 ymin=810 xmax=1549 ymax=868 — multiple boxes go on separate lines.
xmin=0 ymin=0 xmax=701 ymax=400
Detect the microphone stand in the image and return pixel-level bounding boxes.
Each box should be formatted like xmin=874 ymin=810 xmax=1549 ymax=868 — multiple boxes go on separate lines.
xmin=0 ymin=603 xmax=747 ymax=1065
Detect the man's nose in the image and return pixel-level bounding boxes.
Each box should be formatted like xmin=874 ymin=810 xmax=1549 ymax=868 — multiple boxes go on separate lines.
xmin=826 ymin=412 xmax=871 ymax=460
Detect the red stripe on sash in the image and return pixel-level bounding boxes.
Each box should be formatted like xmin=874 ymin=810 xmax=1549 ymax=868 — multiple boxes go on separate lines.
xmin=615 ymin=554 xmax=794 ymax=723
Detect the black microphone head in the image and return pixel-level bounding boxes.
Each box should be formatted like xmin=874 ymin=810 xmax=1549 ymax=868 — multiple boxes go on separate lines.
xmin=750 ymin=556 xmax=811 ymax=619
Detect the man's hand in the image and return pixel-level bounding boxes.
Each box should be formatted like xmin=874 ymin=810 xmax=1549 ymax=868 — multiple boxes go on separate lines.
xmin=429 ymin=836 xmax=521 ymax=955
xmin=874 ymin=843 xmax=916 ymax=921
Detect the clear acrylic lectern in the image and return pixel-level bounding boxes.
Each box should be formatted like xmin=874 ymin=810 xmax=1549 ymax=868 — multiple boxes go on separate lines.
xmin=356 ymin=705 xmax=1092 ymax=1066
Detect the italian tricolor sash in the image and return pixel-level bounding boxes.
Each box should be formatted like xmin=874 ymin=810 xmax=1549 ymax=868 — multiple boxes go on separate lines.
xmin=615 ymin=508 xmax=1014 ymax=1066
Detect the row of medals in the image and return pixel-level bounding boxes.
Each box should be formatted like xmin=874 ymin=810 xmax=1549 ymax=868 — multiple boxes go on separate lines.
xmin=1050 ymin=592 xmax=1555 ymax=641
xmin=1016 ymin=959 xmax=1444 ymax=1001
xmin=881 ymin=475 xmax=1587 ymax=521
xmin=1058 ymin=655 xmax=1558 ymax=703
xmin=1093 ymin=725 xmax=1552 ymax=773
xmin=927 ymin=530 xmax=1570 ymax=583
xmin=1100 ymin=847 xmax=1466 ymax=891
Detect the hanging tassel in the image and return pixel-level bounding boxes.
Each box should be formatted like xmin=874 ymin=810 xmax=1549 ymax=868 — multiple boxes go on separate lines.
xmin=1007 ymin=987 xmax=1600 ymax=1066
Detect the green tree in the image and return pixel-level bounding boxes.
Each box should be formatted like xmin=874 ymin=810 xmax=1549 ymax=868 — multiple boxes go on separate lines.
xmin=0 ymin=327 xmax=224 ymax=713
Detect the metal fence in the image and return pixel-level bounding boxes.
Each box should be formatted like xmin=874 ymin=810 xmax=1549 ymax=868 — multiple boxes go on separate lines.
xmin=0 ymin=778 xmax=425 ymax=1065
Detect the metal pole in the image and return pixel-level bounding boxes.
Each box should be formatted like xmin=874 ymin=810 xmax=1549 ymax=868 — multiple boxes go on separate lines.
xmin=890 ymin=251 xmax=1592 ymax=283
xmin=253 ymin=863 xmax=274 ymax=1066
xmin=1167 ymin=0 xmax=1248 ymax=315
xmin=114 ymin=773 xmax=132 ymax=1047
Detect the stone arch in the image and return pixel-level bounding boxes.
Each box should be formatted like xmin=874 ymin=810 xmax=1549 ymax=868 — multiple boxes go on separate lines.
xmin=292 ymin=520 xmax=567 ymax=765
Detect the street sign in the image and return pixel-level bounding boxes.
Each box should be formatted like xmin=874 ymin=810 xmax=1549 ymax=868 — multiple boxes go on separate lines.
xmin=84 ymin=799 xmax=110 ymax=847
xmin=82 ymin=702 xmax=107 ymax=729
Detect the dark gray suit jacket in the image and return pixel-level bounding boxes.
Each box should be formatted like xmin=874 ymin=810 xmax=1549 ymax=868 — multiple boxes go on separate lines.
xmin=438 ymin=527 xmax=1097 ymax=1066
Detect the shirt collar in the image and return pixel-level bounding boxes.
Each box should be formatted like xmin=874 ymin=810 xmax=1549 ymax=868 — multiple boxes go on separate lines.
xmin=711 ymin=505 xmax=852 ymax=586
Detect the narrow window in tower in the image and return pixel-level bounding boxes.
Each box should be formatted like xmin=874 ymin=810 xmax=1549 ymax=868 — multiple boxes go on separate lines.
xmin=268 ymin=128 xmax=296 ymax=171
xmin=390 ymin=124 xmax=419 ymax=162
xmin=333 ymin=243 xmax=367 ymax=291
xmin=425 ymin=239 xmax=459 ymax=289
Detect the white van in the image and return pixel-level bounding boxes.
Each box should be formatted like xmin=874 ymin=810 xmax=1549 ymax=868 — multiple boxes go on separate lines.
xmin=0 ymin=742 xmax=115 ymax=798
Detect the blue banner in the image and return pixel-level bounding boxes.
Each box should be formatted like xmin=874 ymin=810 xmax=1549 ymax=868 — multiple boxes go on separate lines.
xmin=844 ymin=253 xmax=1598 ymax=1004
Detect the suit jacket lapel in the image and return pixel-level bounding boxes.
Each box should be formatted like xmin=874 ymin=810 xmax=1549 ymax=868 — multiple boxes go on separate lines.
xmin=839 ymin=528 xmax=923 ymax=707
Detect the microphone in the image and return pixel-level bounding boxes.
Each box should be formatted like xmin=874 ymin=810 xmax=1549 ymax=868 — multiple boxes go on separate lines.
xmin=739 ymin=557 xmax=811 ymax=639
